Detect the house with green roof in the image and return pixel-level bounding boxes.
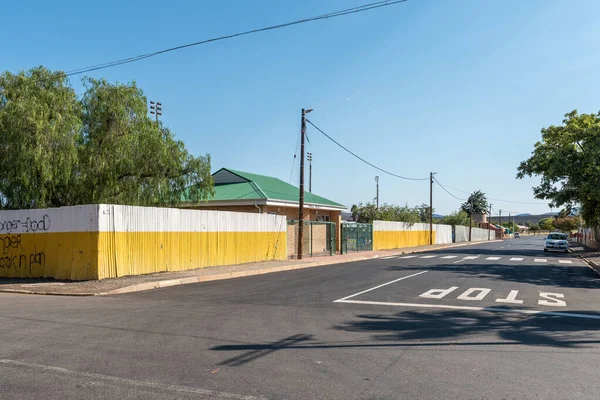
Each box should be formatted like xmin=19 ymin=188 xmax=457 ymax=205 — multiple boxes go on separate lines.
xmin=183 ymin=168 xmax=346 ymax=255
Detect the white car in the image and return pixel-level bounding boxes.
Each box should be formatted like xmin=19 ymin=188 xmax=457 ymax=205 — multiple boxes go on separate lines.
xmin=544 ymin=232 xmax=569 ymax=253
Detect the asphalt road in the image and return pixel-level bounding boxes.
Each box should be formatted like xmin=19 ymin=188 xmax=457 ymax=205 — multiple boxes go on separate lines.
xmin=1 ymin=236 xmax=599 ymax=399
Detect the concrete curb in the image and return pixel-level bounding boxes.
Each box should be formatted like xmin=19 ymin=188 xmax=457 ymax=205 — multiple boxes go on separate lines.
xmin=0 ymin=240 xmax=503 ymax=296
xmin=579 ymin=256 xmax=600 ymax=277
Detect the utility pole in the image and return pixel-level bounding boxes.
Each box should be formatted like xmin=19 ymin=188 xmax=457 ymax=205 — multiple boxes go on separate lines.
xmin=468 ymin=201 xmax=473 ymax=242
xmin=149 ymin=101 xmax=162 ymax=126
xmin=297 ymin=108 xmax=312 ymax=260
xmin=375 ymin=176 xmax=379 ymax=209
xmin=307 ymin=153 xmax=313 ymax=193
xmin=488 ymin=204 xmax=492 ymax=241
xmin=429 ymin=172 xmax=436 ymax=245
xmin=499 ymin=209 xmax=503 ymax=237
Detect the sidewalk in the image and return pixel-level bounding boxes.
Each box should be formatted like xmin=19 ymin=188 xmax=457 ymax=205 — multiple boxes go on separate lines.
xmin=0 ymin=240 xmax=500 ymax=296
xmin=572 ymin=242 xmax=600 ymax=276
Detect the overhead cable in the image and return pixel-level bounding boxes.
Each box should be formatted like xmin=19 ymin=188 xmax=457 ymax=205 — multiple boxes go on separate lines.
xmin=61 ymin=0 xmax=408 ymax=77
xmin=306 ymin=119 xmax=429 ymax=181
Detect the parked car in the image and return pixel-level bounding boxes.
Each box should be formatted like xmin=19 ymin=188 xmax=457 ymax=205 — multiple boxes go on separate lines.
xmin=514 ymin=232 xmax=520 ymax=238
xmin=544 ymin=232 xmax=569 ymax=252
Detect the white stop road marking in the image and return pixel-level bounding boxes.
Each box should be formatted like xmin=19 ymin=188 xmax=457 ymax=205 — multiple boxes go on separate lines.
xmin=457 ymin=288 xmax=491 ymax=301
xmin=418 ymin=287 xmax=567 ymax=307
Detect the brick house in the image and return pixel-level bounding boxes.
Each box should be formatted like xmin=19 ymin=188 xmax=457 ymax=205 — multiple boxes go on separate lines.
xmin=182 ymin=168 xmax=346 ymax=255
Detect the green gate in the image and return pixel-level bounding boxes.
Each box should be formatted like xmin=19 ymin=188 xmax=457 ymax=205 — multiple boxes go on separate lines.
xmin=341 ymin=223 xmax=373 ymax=254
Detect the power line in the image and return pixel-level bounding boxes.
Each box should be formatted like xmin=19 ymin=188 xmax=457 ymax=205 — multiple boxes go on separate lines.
xmin=433 ymin=177 xmax=467 ymax=201
xmin=306 ymin=119 xmax=429 ymax=181
xmin=434 ymin=178 xmax=549 ymax=206
xmin=60 ymin=0 xmax=408 ymax=77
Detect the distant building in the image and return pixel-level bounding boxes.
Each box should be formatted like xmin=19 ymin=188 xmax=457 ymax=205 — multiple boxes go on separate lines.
xmin=473 ymin=213 xmax=488 ymax=224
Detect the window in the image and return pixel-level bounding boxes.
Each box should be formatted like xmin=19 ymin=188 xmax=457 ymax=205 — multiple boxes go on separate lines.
xmin=316 ymin=215 xmax=330 ymax=222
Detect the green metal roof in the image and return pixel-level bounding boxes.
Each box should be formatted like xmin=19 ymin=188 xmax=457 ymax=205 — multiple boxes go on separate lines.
xmin=204 ymin=168 xmax=345 ymax=208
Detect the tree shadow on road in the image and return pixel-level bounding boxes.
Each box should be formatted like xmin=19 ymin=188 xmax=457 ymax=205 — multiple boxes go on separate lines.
xmin=211 ymin=310 xmax=600 ymax=366
xmin=334 ymin=310 xmax=600 ymax=348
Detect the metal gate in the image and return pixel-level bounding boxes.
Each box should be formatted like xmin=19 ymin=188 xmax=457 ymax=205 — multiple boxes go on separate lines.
xmin=287 ymin=220 xmax=336 ymax=258
xmin=341 ymin=222 xmax=373 ymax=254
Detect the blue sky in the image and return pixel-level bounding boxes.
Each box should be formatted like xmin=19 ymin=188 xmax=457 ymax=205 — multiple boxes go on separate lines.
xmin=3 ymin=0 xmax=600 ymax=215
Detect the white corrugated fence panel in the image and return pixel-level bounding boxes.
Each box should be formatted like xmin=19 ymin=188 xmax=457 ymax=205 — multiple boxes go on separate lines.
xmin=434 ymin=224 xmax=453 ymax=244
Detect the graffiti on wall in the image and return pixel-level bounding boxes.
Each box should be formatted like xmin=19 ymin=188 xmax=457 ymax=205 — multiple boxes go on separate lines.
xmin=0 ymin=214 xmax=50 ymax=273
xmin=0 ymin=214 xmax=51 ymax=234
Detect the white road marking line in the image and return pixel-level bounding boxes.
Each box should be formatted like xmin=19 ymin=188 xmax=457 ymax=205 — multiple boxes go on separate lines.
xmin=509 ymin=258 xmax=524 ymax=261
xmin=419 ymin=255 xmax=437 ymax=259
xmin=463 ymin=256 xmax=479 ymax=260
xmin=333 ymin=271 xmax=428 ymax=302
xmin=485 ymin=257 xmax=501 ymax=261
xmin=441 ymin=255 xmax=458 ymax=259
xmin=559 ymin=260 xmax=573 ymax=264
xmin=452 ymin=259 xmax=464 ymax=264
xmin=334 ymin=300 xmax=600 ymax=320
xmin=534 ymin=259 xmax=547 ymax=263
xmin=0 ymin=359 xmax=265 ymax=400
xmin=380 ymin=256 xmax=397 ymax=260
xmin=399 ymin=255 xmax=417 ymax=259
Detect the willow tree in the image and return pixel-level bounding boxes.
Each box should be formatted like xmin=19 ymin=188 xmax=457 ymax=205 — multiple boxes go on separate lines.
xmin=0 ymin=67 xmax=81 ymax=209
xmin=76 ymin=78 xmax=213 ymax=206
xmin=0 ymin=67 xmax=213 ymax=209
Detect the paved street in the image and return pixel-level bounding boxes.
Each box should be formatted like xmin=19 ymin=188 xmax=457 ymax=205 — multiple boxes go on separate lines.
xmin=1 ymin=236 xmax=600 ymax=399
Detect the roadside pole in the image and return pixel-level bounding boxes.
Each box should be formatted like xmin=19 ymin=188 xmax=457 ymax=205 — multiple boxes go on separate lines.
xmin=468 ymin=201 xmax=473 ymax=241
xmin=488 ymin=204 xmax=492 ymax=240
xmin=298 ymin=109 xmax=308 ymax=259
xmin=429 ymin=172 xmax=433 ymax=245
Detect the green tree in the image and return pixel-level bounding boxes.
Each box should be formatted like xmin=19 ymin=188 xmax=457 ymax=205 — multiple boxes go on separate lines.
xmin=501 ymin=221 xmax=518 ymax=232
xmin=460 ymin=190 xmax=489 ymax=216
xmin=552 ymin=216 xmax=581 ymax=233
xmin=76 ymin=78 xmax=213 ymax=206
xmin=416 ymin=203 xmax=434 ymax=223
xmin=538 ymin=218 xmax=554 ymax=231
xmin=351 ymin=203 xmax=421 ymax=224
xmin=529 ymin=223 xmax=540 ymax=235
xmin=440 ymin=210 xmax=470 ymax=226
xmin=0 ymin=67 xmax=81 ymax=209
xmin=517 ymin=110 xmax=600 ymax=231
xmin=0 ymin=67 xmax=213 ymax=209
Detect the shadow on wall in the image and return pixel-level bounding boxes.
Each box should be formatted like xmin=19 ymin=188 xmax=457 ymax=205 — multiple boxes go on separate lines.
xmin=211 ymin=310 xmax=600 ymax=366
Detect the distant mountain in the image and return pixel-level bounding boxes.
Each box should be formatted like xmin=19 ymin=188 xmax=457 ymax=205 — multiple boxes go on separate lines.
xmin=433 ymin=213 xmax=445 ymax=219
xmin=489 ymin=212 xmax=558 ymax=224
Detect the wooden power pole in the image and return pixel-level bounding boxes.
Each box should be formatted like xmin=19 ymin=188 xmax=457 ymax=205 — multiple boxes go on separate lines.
xmin=297 ymin=108 xmax=312 ymax=259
